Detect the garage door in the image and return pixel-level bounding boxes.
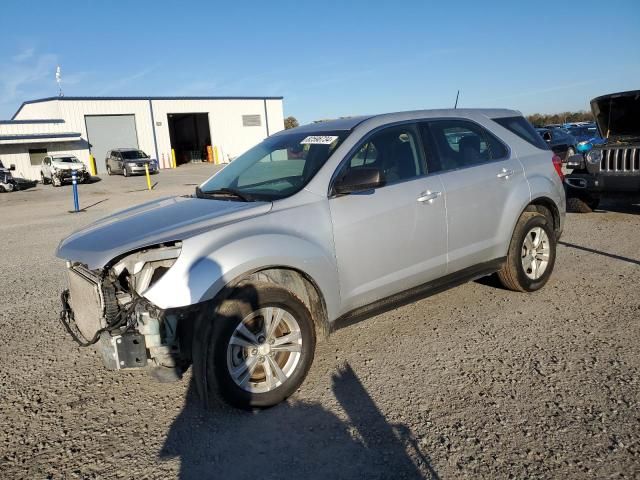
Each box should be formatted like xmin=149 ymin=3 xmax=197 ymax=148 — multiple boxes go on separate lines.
xmin=85 ymin=115 xmax=138 ymax=173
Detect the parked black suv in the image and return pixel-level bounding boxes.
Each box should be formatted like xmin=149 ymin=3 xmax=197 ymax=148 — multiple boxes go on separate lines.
xmin=565 ymin=90 xmax=640 ymax=212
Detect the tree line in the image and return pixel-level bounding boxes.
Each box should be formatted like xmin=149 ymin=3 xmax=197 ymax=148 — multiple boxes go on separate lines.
xmin=526 ymin=111 xmax=594 ymax=127
xmin=286 ymin=111 xmax=596 ymax=130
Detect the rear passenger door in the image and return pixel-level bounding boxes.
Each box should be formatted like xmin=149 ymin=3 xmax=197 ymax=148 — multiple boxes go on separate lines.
xmin=421 ymin=119 xmax=526 ymax=273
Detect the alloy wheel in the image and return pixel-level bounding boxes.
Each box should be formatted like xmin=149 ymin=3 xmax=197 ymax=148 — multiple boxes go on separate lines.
xmin=226 ymin=307 xmax=302 ymax=394
xmin=521 ymin=227 xmax=550 ymax=280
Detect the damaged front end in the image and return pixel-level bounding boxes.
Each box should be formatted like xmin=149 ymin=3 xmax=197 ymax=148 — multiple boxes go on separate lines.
xmin=59 ymin=242 xmax=190 ymax=379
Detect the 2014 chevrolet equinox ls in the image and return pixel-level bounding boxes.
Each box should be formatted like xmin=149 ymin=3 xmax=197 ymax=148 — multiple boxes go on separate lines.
xmin=57 ymin=109 xmax=566 ymax=409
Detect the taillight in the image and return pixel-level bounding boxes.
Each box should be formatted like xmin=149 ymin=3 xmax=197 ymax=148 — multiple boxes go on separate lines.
xmin=552 ymin=154 xmax=564 ymax=181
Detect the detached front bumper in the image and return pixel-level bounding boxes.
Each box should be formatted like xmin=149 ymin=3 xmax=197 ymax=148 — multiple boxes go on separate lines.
xmin=54 ymin=170 xmax=90 ymax=182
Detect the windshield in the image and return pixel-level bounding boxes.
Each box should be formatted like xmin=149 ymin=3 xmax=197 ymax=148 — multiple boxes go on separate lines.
xmin=121 ymin=150 xmax=149 ymax=160
xmin=198 ymin=130 xmax=349 ymax=201
xmin=55 ymin=156 xmax=81 ymax=163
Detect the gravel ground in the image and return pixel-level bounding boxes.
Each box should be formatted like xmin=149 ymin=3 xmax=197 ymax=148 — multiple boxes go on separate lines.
xmin=1 ymin=164 xmax=639 ymax=479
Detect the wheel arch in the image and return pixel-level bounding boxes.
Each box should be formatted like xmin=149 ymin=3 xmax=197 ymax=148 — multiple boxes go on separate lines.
xmin=525 ymin=196 xmax=562 ymax=237
xmin=220 ymin=266 xmax=330 ymax=340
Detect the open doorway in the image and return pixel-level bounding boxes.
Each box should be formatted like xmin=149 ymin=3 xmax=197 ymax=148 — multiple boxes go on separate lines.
xmin=167 ymin=113 xmax=211 ymax=165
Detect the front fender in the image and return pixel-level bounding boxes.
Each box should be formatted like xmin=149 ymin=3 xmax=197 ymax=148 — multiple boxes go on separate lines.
xmin=143 ymin=233 xmax=341 ymax=319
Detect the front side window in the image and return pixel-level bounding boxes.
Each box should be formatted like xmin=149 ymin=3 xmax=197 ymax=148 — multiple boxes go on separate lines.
xmin=342 ymin=125 xmax=423 ymax=185
xmin=199 ymin=130 xmax=349 ymax=201
xmin=426 ymin=120 xmax=508 ymax=172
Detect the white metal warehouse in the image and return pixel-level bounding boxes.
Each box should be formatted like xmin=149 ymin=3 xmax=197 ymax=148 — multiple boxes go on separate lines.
xmin=1 ymin=96 xmax=284 ymax=180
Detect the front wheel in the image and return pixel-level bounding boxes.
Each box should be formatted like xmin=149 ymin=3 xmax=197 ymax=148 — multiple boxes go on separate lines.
xmin=193 ymin=282 xmax=316 ymax=409
xmin=497 ymin=211 xmax=556 ymax=292
xmin=52 ymin=176 xmax=61 ymax=187
xmin=106 ymin=165 xmax=112 ymax=176
xmin=123 ymin=167 xmax=129 ymax=177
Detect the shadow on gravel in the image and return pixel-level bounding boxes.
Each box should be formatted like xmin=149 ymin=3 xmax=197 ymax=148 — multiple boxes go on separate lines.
xmin=559 ymin=241 xmax=640 ymax=266
xmin=474 ymin=273 xmax=510 ymax=291
xmin=160 ymin=363 xmax=438 ymax=479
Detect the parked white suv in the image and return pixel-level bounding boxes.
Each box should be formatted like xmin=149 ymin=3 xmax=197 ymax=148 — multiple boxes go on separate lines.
xmin=57 ymin=109 xmax=566 ymax=409
xmin=41 ymin=154 xmax=90 ymax=187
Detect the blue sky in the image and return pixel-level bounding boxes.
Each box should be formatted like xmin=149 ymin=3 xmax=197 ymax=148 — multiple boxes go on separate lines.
xmin=1 ymin=0 xmax=639 ymax=123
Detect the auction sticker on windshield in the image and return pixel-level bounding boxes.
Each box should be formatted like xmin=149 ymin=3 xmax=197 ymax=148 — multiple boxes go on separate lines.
xmin=300 ymin=135 xmax=338 ymax=145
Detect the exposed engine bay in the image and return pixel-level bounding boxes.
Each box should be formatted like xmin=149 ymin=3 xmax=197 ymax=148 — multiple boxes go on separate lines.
xmin=59 ymin=242 xmax=189 ymax=377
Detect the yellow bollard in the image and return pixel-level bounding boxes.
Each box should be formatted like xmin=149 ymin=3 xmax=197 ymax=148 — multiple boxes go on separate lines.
xmin=144 ymin=164 xmax=152 ymax=190
xmin=213 ymin=146 xmax=219 ymax=165
xmin=89 ymin=154 xmax=97 ymax=176
xmin=171 ymin=149 xmax=177 ymax=169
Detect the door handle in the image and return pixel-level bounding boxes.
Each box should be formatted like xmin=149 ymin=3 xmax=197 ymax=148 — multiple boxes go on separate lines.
xmin=417 ymin=191 xmax=442 ymax=203
xmin=496 ymin=168 xmax=515 ymax=179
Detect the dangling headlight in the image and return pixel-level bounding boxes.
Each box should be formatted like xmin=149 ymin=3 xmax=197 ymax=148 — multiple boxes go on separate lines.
xmin=111 ymin=243 xmax=181 ymax=294
xmin=586 ymin=150 xmax=602 ymax=165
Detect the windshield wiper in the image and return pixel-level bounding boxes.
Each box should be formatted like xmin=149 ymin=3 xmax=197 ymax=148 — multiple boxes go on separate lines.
xmin=196 ymin=186 xmax=253 ymax=202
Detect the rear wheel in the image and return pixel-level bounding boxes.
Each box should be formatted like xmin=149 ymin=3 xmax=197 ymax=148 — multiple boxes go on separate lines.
xmin=497 ymin=211 xmax=556 ymax=292
xmin=567 ymin=196 xmax=599 ymax=213
xmin=193 ymin=282 xmax=316 ymax=409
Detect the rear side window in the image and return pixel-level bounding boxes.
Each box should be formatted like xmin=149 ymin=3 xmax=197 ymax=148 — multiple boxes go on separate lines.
xmin=493 ymin=116 xmax=550 ymax=150
xmin=424 ymin=120 xmax=508 ymax=172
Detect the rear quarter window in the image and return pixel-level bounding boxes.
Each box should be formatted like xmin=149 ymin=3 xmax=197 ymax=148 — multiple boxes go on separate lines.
xmin=492 ymin=116 xmax=550 ymax=150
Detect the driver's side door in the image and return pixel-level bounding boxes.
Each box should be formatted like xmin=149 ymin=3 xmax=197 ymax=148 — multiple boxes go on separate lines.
xmin=328 ymin=123 xmax=448 ymax=315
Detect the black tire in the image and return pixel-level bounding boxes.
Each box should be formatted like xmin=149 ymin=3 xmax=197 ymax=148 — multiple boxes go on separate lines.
xmin=0 ymin=185 xmax=5 ymax=193
xmin=497 ymin=211 xmax=556 ymax=292
xmin=567 ymin=196 xmax=598 ymax=213
xmin=107 ymin=165 xmax=112 ymax=176
xmin=123 ymin=167 xmax=129 ymax=177
xmin=40 ymin=172 xmax=49 ymax=185
xmin=193 ymin=282 xmax=316 ymax=409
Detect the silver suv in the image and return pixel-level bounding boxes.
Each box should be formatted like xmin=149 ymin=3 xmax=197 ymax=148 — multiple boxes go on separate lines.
xmin=57 ymin=109 xmax=565 ymax=408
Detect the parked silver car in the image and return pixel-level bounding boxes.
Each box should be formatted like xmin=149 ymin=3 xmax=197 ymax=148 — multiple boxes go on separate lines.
xmin=106 ymin=148 xmax=158 ymax=177
xmin=57 ymin=109 xmax=565 ymax=408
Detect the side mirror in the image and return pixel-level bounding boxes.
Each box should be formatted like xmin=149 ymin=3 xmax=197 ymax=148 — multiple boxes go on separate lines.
xmin=334 ymin=167 xmax=385 ymax=194
xmin=9 ymin=164 xmax=15 ymax=171
xmin=566 ymin=154 xmax=585 ymax=169
xmin=576 ymin=141 xmax=593 ymax=153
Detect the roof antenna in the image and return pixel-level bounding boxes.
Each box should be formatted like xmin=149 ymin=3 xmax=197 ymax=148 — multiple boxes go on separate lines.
xmin=454 ymin=90 xmax=460 ymax=109
xmin=56 ymin=66 xmax=64 ymax=97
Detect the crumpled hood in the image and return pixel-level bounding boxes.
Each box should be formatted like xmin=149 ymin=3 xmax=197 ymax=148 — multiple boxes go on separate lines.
xmin=591 ymin=90 xmax=640 ymax=141
xmin=56 ymin=196 xmax=272 ymax=269
xmin=52 ymin=161 xmax=85 ymax=170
